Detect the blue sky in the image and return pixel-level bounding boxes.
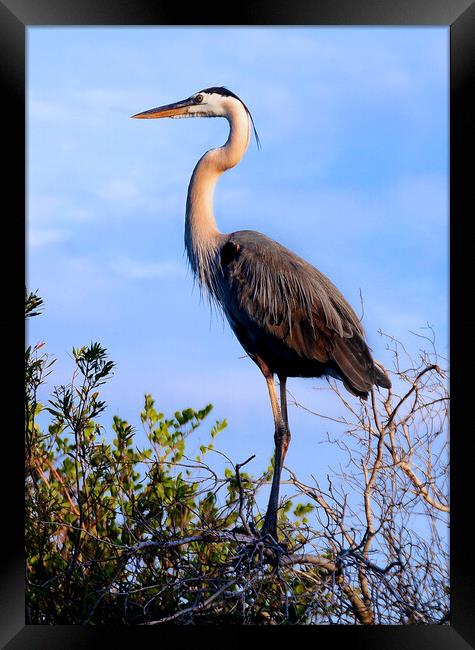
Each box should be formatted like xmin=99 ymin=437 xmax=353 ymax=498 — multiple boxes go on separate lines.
xmin=27 ymin=27 xmax=449 ymax=484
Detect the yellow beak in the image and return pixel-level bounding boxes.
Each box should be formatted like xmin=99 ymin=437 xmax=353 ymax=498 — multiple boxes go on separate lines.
xmin=131 ymin=98 xmax=194 ymax=119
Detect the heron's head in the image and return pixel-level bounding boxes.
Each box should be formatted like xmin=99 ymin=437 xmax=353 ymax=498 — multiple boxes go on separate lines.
xmin=131 ymin=86 xmax=260 ymax=147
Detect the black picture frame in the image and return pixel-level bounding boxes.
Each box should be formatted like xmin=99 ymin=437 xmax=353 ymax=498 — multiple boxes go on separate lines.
xmin=2 ymin=0 xmax=473 ymax=646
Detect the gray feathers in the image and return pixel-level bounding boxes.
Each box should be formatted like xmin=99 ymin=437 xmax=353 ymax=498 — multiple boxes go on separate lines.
xmin=187 ymin=228 xmax=391 ymax=399
xmin=226 ymin=231 xmax=363 ymax=340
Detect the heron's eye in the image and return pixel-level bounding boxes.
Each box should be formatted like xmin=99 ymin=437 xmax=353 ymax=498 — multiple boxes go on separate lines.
xmin=195 ymin=94 xmax=204 ymax=103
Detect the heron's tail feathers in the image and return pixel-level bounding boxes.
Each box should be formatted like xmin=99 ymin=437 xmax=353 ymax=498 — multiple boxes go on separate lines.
xmin=331 ymin=331 xmax=391 ymax=400
xmin=373 ymin=364 xmax=392 ymax=390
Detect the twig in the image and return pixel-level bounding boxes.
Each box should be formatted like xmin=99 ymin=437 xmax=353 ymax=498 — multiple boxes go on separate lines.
xmin=235 ymin=454 xmax=256 ymax=535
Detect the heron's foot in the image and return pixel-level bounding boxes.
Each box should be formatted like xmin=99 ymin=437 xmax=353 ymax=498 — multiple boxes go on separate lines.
xmin=260 ymin=524 xmax=278 ymax=544
xmin=230 ymin=526 xmax=289 ymax=572
xmin=259 ymin=524 xmax=289 ymax=557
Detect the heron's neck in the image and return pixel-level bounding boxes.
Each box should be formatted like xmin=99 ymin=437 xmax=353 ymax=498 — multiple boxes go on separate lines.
xmin=185 ymin=102 xmax=251 ymax=285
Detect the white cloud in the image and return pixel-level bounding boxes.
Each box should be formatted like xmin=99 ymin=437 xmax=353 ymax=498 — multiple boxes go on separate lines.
xmin=28 ymin=98 xmax=70 ymax=122
xmin=71 ymin=88 xmax=136 ymax=113
xmin=28 ymin=228 xmax=66 ymax=248
xmin=28 ymin=87 xmax=167 ymax=129
xmin=28 ymin=194 xmax=96 ymax=226
xmin=97 ymin=178 xmax=139 ymax=203
xmin=108 ymin=256 xmax=184 ymax=280
xmin=65 ymin=207 xmax=95 ymax=222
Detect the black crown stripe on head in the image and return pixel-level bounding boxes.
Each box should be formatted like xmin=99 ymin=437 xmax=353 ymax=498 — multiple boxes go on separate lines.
xmin=199 ymin=86 xmax=261 ymax=149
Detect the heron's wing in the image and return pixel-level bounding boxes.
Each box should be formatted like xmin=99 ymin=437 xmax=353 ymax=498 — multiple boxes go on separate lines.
xmin=220 ymin=231 xmax=390 ymax=394
xmin=220 ymin=230 xmax=363 ymax=344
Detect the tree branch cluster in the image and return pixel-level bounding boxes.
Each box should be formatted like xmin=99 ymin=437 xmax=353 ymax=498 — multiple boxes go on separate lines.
xmin=26 ymin=292 xmax=449 ymax=624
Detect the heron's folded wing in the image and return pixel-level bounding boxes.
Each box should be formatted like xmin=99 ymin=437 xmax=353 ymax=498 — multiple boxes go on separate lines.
xmin=221 ymin=231 xmax=362 ymax=354
xmin=219 ymin=230 xmax=391 ymax=393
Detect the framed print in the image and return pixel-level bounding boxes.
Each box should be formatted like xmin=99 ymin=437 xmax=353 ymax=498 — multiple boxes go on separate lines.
xmin=2 ymin=0 xmax=473 ymax=646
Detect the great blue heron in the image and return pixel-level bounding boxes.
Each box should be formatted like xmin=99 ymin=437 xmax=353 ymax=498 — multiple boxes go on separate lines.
xmin=132 ymin=86 xmax=391 ymax=540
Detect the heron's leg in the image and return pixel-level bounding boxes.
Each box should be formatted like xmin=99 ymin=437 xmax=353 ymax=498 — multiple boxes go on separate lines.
xmin=262 ymin=376 xmax=292 ymax=541
xmin=265 ymin=373 xmax=281 ymax=426
xmin=259 ymin=370 xmax=288 ymax=541
xmin=278 ymin=376 xmax=291 ymax=460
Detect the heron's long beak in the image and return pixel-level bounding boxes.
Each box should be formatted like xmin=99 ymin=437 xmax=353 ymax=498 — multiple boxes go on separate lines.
xmin=131 ymin=98 xmax=194 ymax=119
